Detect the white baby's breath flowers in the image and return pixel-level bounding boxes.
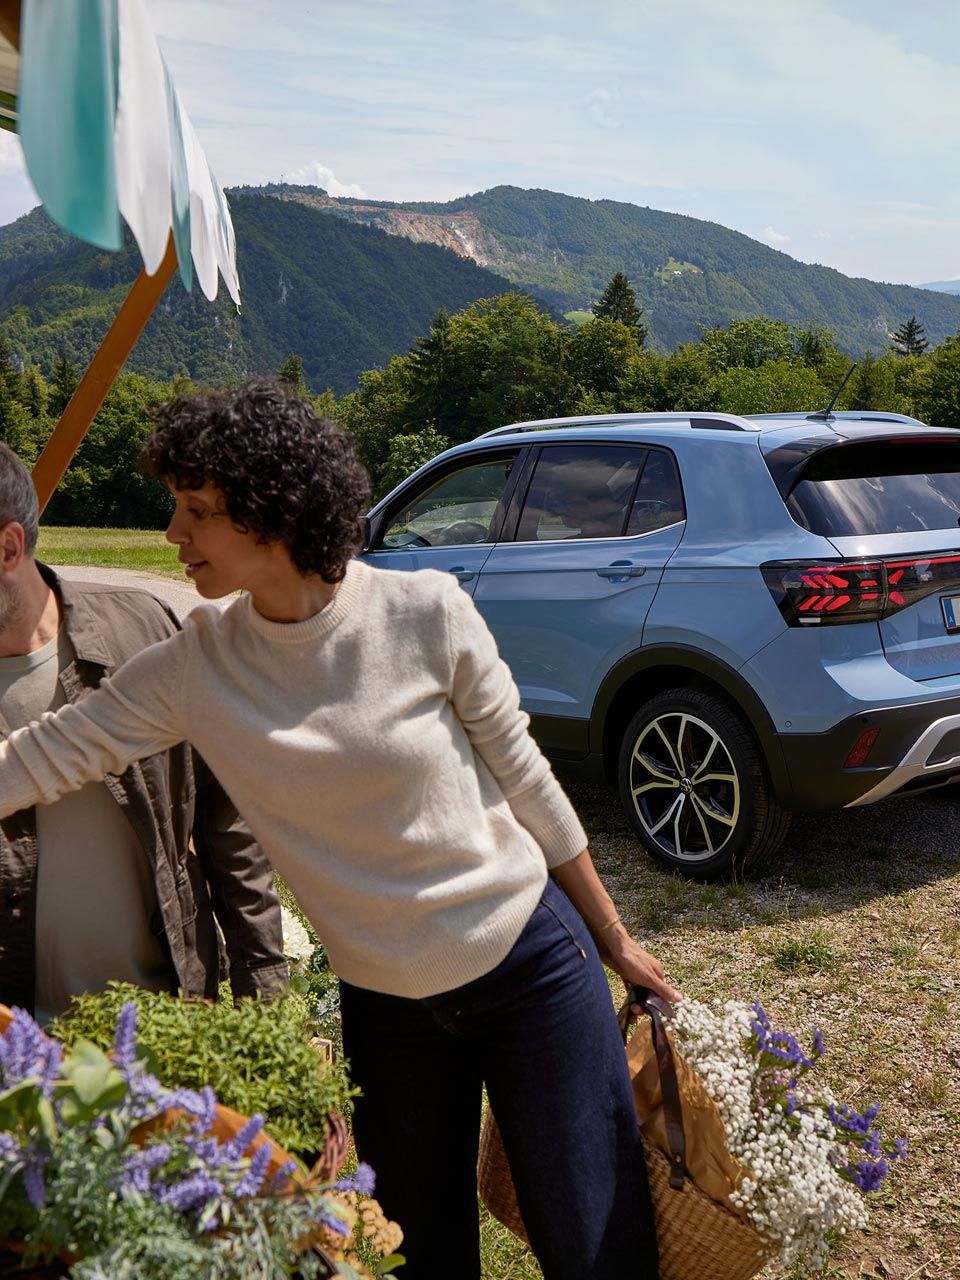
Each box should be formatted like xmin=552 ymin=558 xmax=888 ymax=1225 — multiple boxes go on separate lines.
xmin=280 ymin=905 xmax=314 ymax=964
xmin=671 ymin=999 xmax=868 ymax=1275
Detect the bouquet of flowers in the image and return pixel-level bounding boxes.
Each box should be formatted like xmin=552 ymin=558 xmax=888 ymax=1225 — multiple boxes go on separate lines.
xmin=0 ymin=1003 xmax=403 ymax=1280
xmin=670 ymin=997 xmax=907 ymax=1275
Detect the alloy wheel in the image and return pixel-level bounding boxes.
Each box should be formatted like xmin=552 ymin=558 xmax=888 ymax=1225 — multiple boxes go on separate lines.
xmin=627 ymin=712 xmax=740 ymax=863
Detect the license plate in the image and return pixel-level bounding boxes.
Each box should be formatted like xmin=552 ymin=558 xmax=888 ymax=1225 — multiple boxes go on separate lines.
xmin=942 ymin=594 xmax=960 ymax=632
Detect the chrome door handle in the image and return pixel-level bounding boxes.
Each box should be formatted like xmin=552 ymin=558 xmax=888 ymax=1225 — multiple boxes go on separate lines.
xmin=449 ymin=566 xmax=475 ymax=582
xmin=596 ymin=561 xmax=646 ymax=579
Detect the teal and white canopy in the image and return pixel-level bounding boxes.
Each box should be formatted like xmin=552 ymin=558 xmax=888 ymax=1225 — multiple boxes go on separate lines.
xmin=0 ymin=0 xmax=239 ymax=305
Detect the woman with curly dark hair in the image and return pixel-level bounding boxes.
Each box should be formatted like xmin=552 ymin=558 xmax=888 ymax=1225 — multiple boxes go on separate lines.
xmin=0 ymin=378 xmax=675 ymax=1280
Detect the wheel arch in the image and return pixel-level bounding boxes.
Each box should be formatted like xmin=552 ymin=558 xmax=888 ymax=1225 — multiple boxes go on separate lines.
xmin=591 ymin=645 xmax=791 ymax=800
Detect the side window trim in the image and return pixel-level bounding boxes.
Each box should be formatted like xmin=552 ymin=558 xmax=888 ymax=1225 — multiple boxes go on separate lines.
xmin=371 ymin=448 xmax=525 ymax=552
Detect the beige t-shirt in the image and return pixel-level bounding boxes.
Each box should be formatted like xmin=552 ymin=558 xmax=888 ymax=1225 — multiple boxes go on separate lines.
xmin=0 ymin=629 xmax=173 ymax=1023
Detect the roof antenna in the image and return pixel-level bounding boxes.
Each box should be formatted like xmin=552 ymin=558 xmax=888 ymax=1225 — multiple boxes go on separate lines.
xmin=807 ymin=364 xmax=857 ymax=421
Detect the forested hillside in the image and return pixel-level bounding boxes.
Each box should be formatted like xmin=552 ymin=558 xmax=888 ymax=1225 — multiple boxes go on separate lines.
xmin=0 ymin=196 xmax=515 ymax=394
xmin=267 ymin=183 xmax=960 ymax=355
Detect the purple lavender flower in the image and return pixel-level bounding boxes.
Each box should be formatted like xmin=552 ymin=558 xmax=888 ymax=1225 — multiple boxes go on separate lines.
xmin=891 ymin=1137 xmax=909 ymax=1161
xmin=270 ymin=1159 xmax=298 ymax=1192
xmin=112 ymin=1002 xmax=139 ymax=1070
xmin=811 ymin=1027 xmax=825 ymax=1057
xmin=234 ymin=1142 xmax=271 ymax=1199
xmin=310 ymin=1203 xmax=351 ymax=1236
xmin=222 ymin=1113 xmax=265 ymax=1161
xmin=334 ymin=1163 xmax=376 ymax=1196
xmin=120 ymin=1142 xmax=172 ymax=1195
xmin=0 ymin=1007 xmax=62 ymax=1097
xmin=156 ymin=1168 xmax=223 ymax=1213
xmin=22 ymin=1145 xmax=47 ymax=1210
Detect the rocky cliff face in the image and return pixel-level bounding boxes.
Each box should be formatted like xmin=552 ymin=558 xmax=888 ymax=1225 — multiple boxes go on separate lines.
xmin=272 ymin=190 xmax=504 ymax=268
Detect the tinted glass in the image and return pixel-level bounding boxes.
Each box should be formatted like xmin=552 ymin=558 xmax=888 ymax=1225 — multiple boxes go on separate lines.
xmin=379 ymin=455 xmax=515 ymax=549
xmin=517 ymin=445 xmax=646 ymax=542
xmin=626 ymin=450 xmax=685 ymax=535
xmin=787 ymin=441 xmax=960 ymax=536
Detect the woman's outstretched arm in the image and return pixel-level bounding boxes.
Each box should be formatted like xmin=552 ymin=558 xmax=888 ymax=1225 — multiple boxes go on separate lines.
xmin=0 ymin=630 xmax=186 ymax=818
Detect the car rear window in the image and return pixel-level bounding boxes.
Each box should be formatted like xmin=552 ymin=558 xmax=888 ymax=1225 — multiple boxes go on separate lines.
xmin=785 ymin=440 xmax=960 ymax=536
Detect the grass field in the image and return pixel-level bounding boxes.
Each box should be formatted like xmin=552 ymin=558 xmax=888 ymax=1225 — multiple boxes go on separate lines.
xmin=48 ymin=529 xmax=960 ymax=1279
xmin=37 ymin=526 xmax=182 ymax=577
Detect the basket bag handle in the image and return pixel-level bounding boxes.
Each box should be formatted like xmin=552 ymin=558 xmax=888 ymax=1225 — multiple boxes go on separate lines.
xmin=619 ymin=985 xmax=687 ymax=1191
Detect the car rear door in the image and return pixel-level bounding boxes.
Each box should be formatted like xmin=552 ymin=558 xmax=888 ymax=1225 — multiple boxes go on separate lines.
xmin=782 ymin=435 xmax=960 ymax=681
xmin=362 ymin=450 xmax=522 ymax=596
xmin=473 ymin=442 xmax=685 ymax=741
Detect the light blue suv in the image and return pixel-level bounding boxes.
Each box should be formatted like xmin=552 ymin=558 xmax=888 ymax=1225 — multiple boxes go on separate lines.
xmin=361 ymin=410 xmax=960 ymax=877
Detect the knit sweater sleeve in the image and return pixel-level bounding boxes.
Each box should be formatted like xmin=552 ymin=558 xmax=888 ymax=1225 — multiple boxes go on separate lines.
xmin=445 ymin=579 xmax=587 ymax=869
xmin=0 ymin=628 xmax=187 ymax=818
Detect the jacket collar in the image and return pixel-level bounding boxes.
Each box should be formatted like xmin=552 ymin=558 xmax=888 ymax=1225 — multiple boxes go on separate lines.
xmin=37 ymin=562 xmax=114 ymax=669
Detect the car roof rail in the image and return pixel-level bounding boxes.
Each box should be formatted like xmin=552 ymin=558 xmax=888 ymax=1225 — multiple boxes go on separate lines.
xmin=804 ymin=410 xmax=928 ymax=428
xmin=477 ymin=411 xmax=762 ymax=440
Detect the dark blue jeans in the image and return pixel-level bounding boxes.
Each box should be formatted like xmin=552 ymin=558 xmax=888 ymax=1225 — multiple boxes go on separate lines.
xmin=340 ymin=878 xmax=658 ymax=1280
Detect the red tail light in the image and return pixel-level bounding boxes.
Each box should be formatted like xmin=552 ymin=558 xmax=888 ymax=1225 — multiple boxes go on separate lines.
xmin=762 ymin=553 xmax=960 ymax=626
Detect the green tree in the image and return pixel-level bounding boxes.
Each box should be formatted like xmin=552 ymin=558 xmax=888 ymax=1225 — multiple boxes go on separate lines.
xmin=408 ymin=309 xmax=460 ymax=436
xmin=891 ymin=315 xmax=929 ymax=358
xmin=19 ymin=366 xmax=48 ymax=419
xmin=699 ymin=317 xmax=794 ymax=370
xmin=44 ymin=374 xmax=174 ymax=527
xmin=380 ymin=427 xmax=450 ymax=494
xmin=846 ymin=352 xmax=899 ymax=411
xmin=568 ymin=317 xmax=640 ymax=405
xmin=713 ymin=361 xmax=827 ymax=415
xmin=592 ymin=273 xmax=648 ymax=345
xmin=49 ymin=353 xmax=79 ymax=417
xmin=312 ymin=388 xmax=338 ymax=420
xmin=277 ymin=354 xmax=307 ymax=395
xmin=919 ymin=332 xmax=960 ymax=427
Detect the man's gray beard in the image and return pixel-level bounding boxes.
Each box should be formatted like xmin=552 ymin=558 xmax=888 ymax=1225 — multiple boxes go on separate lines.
xmin=0 ymin=580 xmax=26 ymax=636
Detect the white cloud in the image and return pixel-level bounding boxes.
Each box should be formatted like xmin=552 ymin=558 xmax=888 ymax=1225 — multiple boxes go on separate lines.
xmin=285 ymin=161 xmax=366 ymax=198
xmin=762 ymin=226 xmax=791 ymax=245
xmin=813 ymin=230 xmax=832 ymax=240
xmin=0 ymin=132 xmax=24 ymax=175
xmin=584 ymin=87 xmax=619 ymax=129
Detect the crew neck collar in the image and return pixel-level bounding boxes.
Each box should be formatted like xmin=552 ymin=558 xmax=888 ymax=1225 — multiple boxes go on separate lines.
xmin=241 ymin=559 xmax=363 ymax=644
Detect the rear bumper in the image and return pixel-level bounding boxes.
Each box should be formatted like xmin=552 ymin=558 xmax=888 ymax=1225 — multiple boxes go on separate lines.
xmin=778 ymin=695 xmax=960 ymax=809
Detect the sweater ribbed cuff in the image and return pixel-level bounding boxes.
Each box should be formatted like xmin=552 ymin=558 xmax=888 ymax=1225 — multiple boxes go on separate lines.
xmin=507 ymin=790 xmax=588 ymax=868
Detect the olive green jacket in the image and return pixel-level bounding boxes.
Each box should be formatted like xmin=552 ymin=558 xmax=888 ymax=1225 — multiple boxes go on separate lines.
xmin=0 ymin=565 xmax=288 ymax=1013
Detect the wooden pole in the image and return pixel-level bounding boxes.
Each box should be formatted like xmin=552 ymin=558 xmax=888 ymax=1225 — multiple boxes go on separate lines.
xmin=0 ymin=1 xmax=20 ymax=50
xmin=32 ymin=236 xmax=178 ymax=514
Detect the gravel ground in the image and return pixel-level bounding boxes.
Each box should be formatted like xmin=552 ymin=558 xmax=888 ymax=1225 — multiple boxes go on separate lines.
xmin=54 ymin=565 xmax=227 ymax=620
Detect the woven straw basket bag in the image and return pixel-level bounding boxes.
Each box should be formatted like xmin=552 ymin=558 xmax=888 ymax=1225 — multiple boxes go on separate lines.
xmin=477 ymin=990 xmax=770 ymax=1280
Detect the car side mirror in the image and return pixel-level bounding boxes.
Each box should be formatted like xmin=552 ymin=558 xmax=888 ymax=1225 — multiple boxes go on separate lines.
xmin=359 ymin=515 xmax=372 ymax=552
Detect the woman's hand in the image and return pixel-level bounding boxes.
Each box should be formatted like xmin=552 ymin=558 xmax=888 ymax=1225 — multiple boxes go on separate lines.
xmin=598 ymin=924 xmax=681 ymax=1005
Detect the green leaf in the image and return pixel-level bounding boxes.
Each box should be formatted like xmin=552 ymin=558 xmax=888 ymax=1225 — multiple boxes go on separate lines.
xmin=62 ymin=1039 xmax=126 ymax=1108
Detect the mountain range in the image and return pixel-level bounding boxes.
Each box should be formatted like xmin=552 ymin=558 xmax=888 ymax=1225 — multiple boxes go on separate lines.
xmin=2 ymin=184 xmax=959 ymax=394
xmin=920 ymin=279 xmax=960 ymax=296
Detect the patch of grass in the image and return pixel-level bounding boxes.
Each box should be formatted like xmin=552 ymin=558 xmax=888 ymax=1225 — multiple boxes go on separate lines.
xmin=37 ymin=526 xmax=181 ymax=577
xmin=770 ymin=931 xmax=839 ymax=974
xmin=563 ymin=310 xmax=593 ymax=328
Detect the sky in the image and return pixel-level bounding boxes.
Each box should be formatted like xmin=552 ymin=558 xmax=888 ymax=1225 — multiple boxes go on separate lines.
xmin=1 ymin=0 xmax=959 ymax=286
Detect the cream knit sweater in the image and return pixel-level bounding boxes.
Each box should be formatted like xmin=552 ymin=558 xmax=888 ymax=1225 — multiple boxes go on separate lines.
xmin=0 ymin=561 xmax=588 ymax=997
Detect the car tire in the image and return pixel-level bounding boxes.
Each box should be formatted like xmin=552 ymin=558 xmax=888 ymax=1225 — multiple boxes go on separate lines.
xmin=617 ymin=687 xmax=790 ymax=879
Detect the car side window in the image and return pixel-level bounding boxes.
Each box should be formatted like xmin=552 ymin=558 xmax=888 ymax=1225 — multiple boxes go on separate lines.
xmin=626 ymin=449 xmax=685 ymax=535
xmin=516 ymin=445 xmax=647 ymax=542
xmin=377 ymin=455 xmax=517 ymax=550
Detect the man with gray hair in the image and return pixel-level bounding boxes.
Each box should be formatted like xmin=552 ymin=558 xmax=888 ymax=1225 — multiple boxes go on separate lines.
xmin=0 ymin=444 xmax=287 ymax=1021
